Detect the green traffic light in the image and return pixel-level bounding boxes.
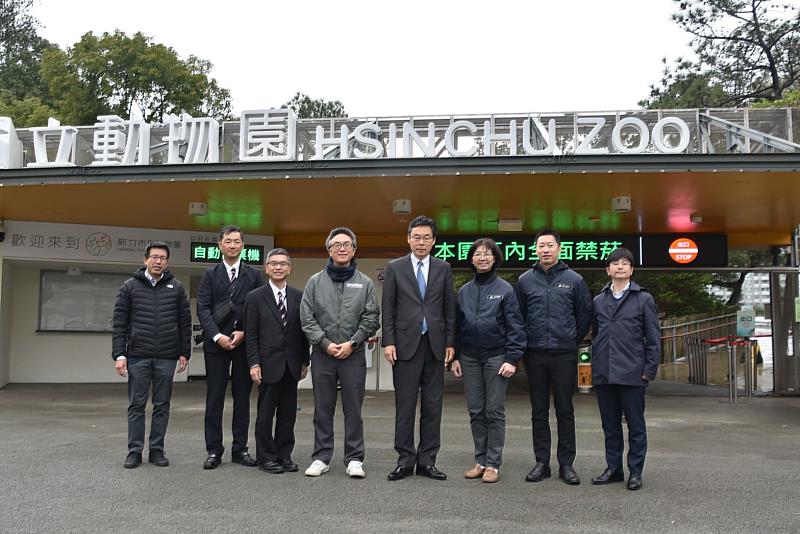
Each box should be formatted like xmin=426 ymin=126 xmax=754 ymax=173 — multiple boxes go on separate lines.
xmin=579 ymin=351 xmax=591 ymax=363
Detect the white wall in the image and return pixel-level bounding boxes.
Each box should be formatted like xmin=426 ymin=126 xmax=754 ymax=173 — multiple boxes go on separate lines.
xmin=5 ymin=256 xmax=396 ymax=389
xmin=8 ymin=260 xmax=200 ymax=383
xmin=0 ymin=259 xmax=12 ymax=387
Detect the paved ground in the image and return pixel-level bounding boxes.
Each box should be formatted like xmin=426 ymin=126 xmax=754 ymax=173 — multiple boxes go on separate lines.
xmin=1 ymin=380 xmax=798 ymax=534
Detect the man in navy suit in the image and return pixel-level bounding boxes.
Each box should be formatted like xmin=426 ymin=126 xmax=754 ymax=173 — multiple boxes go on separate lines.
xmin=245 ymin=248 xmax=310 ymax=474
xmin=382 ymin=215 xmax=456 ymax=481
xmin=197 ymin=225 xmax=264 ymax=469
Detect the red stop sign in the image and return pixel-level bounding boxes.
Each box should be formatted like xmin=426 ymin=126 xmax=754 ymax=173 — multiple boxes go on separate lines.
xmin=669 ymin=237 xmax=698 ymax=264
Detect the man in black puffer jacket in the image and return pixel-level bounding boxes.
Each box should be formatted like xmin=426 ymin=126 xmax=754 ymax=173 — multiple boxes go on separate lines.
xmin=112 ymin=241 xmax=191 ymax=469
xmin=516 ymin=228 xmax=592 ymax=486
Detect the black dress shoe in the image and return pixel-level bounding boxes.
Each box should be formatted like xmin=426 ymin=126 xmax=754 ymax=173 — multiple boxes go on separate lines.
xmin=124 ymin=452 xmax=142 ymax=469
xmin=591 ymin=468 xmax=625 ymax=485
xmin=525 ymin=462 xmax=551 ymax=482
xmin=279 ymin=458 xmax=298 ymax=472
xmin=559 ymin=465 xmax=581 ymax=485
xmin=627 ymin=473 xmax=643 ymax=491
xmin=387 ymin=465 xmax=414 ymax=481
xmin=204 ymin=453 xmax=222 ymax=470
xmin=232 ymin=451 xmax=258 ymax=467
xmin=258 ymin=461 xmax=285 ymax=474
xmin=148 ymin=450 xmax=169 ymax=467
xmin=416 ymin=465 xmax=447 ymax=480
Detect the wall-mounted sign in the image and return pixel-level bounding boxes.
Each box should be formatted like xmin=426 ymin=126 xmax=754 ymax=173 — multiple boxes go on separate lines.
xmin=190 ymin=242 xmax=264 ymax=264
xmin=0 ymin=220 xmax=273 ymax=266
xmin=433 ymin=234 xmax=727 ymax=269
xmin=639 ymin=234 xmax=727 ymax=268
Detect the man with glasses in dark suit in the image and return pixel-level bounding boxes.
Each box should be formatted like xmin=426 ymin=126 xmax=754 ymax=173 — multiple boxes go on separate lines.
xmin=382 ymin=215 xmax=456 ymax=481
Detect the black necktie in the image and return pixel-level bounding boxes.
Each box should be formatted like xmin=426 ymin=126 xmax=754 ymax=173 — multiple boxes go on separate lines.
xmin=278 ymin=291 xmax=287 ymax=329
xmin=230 ymin=267 xmax=236 ymax=282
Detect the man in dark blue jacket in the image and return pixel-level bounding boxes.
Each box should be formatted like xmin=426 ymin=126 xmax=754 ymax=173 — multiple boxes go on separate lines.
xmin=590 ymin=247 xmax=660 ymax=491
xmin=112 ymin=242 xmax=191 ymax=469
xmin=516 ymin=228 xmax=592 ymax=485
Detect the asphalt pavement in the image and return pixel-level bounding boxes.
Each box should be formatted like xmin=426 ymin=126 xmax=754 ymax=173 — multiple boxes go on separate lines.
xmin=0 ymin=380 xmax=798 ymax=534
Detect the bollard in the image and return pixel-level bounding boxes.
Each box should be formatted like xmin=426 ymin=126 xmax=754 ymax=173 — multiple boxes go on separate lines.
xmin=743 ymin=338 xmax=753 ymax=398
xmin=727 ymin=341 xmax=738 ymax=404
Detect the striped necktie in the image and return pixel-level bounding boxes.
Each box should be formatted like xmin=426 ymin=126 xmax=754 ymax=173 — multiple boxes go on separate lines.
xmin=277 ymin=291 xmax=287 ymax=329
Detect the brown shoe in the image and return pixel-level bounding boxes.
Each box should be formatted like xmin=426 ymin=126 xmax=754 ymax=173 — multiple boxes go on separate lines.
xmin=464 ymin=464 xmax=485 ymax=479
xmin=482 ymin=466 xmax=499 ymax=483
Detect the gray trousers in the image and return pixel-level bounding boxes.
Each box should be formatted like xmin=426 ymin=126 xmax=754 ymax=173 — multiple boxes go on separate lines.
xmin=460 ymin=353 xmax=510 ymax=469
xmin=127 ymin=358 xmax=177 ymax=454
xmin=310 ymin=346 xmax=367 ymax=466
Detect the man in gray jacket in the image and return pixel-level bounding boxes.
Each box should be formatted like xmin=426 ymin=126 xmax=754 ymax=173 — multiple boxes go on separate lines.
xmin=300 ymin=227 xmax=380 ymax=478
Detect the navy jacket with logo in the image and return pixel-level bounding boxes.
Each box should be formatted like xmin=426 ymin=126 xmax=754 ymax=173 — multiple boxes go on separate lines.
xmin=455 ymin=273 xmax=526 ymax=364
xmin=591 ymin=281 xmax=661 ymax=386
xmin=515 ymin=261 xmax=592 ymax=353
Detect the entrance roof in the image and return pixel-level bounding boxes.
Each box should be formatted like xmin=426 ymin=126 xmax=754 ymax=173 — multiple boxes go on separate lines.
xmin=1 ymin=108 xmax=798 ymax=252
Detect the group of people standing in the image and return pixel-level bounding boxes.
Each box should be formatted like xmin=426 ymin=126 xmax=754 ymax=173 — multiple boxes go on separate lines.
xmin=111 ymin=216 xmax=660 ymax=491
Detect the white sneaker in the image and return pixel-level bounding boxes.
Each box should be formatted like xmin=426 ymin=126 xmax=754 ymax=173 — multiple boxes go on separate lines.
xmin=304 ymin=460 xmax=330 ymax=477
xmin=346 ymin=460 xmax=365 ymax=478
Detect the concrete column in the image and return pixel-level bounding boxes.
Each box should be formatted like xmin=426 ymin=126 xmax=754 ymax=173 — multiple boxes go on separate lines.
xmin=0 ymin=259 xmax=12 ymax=387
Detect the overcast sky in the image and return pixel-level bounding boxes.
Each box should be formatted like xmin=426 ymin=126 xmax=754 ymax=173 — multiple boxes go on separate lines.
xmin=32 ymin=0 xmax=695 ymax=118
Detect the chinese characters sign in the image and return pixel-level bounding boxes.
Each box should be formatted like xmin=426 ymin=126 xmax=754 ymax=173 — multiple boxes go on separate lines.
xmin=433 ymin=234 xmax=727 ymax=268
xmin=0 ymin=109 xmax=709 ymax=170
xmin=190 ymin=243 xmax=264 ymax=264
xmin=433 ymin=235 xmax=636 ymax=268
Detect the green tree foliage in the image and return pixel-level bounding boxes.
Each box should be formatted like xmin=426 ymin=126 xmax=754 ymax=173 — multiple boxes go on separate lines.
xmin=0 ymin=90 xmax=55 ymax=126
xmin=0 ymin=0 xmax=52 ymax=101
xmin=0 ymin=0 xmax=56 ymax=125
xmin=283 ymin=92 xmax=347 ymax=119
xmin=642 ymin=0 xmax=800 ymax=108
xmin=753 ymin=88 xmax=800 ymax=107
xmin=40 ymin=31 xmax=232 ymax=125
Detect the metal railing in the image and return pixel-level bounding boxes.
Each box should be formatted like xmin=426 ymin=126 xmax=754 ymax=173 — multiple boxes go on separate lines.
xmin=660 ymin=313 xmax=737 ymax=381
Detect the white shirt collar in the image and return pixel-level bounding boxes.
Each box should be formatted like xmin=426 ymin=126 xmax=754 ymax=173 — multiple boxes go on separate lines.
xmin=411 ymin=254 xmax=430 ymax=268
xmin=611 ymin=281 xmax=631 ymax=299
xmin=222 ymin=259 xmax=242 ymax=277
xmin=269 ymin=280 xmax=286 ymax=302
xmin=144 ymin=270 xmax=162 ymax=286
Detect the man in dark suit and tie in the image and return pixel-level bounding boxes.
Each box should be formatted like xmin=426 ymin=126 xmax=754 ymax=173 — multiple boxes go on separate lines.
xmin=197 ymin=225 xmax=264 ymax=469
xmin=245 ymin=248 xmax=310 ymax=474
xmin=382 ymin=215 xmax=456 ymax=481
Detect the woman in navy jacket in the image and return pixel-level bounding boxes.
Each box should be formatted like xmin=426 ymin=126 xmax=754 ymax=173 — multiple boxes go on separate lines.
xmin=590 ymin=247 xmax=660 ymax=491
xmin=451 ymin=238 xmax=526 ymax=483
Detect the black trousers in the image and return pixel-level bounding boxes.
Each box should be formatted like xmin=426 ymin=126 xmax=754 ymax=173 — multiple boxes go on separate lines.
xmin=204 ymin=346 xmax=253 ymax=455
xmin=255 ymin=365 xmax=299 ymax=463
xmin=392 ymin=334 xmax=444 ymax=468
xmin=595 ymin=384 xmax=648 ymax=476
xmin=525 ymin=349 xmax=577 ymax=467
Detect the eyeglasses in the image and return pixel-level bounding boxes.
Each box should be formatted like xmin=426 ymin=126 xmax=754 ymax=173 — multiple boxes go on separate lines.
xmin=267 ymin=261 xmax=290 ymax=268
xmin=409 ymin=235 xmax=434 ymax=243
xmin=610 ymin=260 xmax=632 ymax=267
xmin=147 ymin=255 xmax=168 ymax=262
xmin=472 ymin=252 xmax=494 ymax=259
xmin=328 ymin=242 xmax=354 ymax=251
